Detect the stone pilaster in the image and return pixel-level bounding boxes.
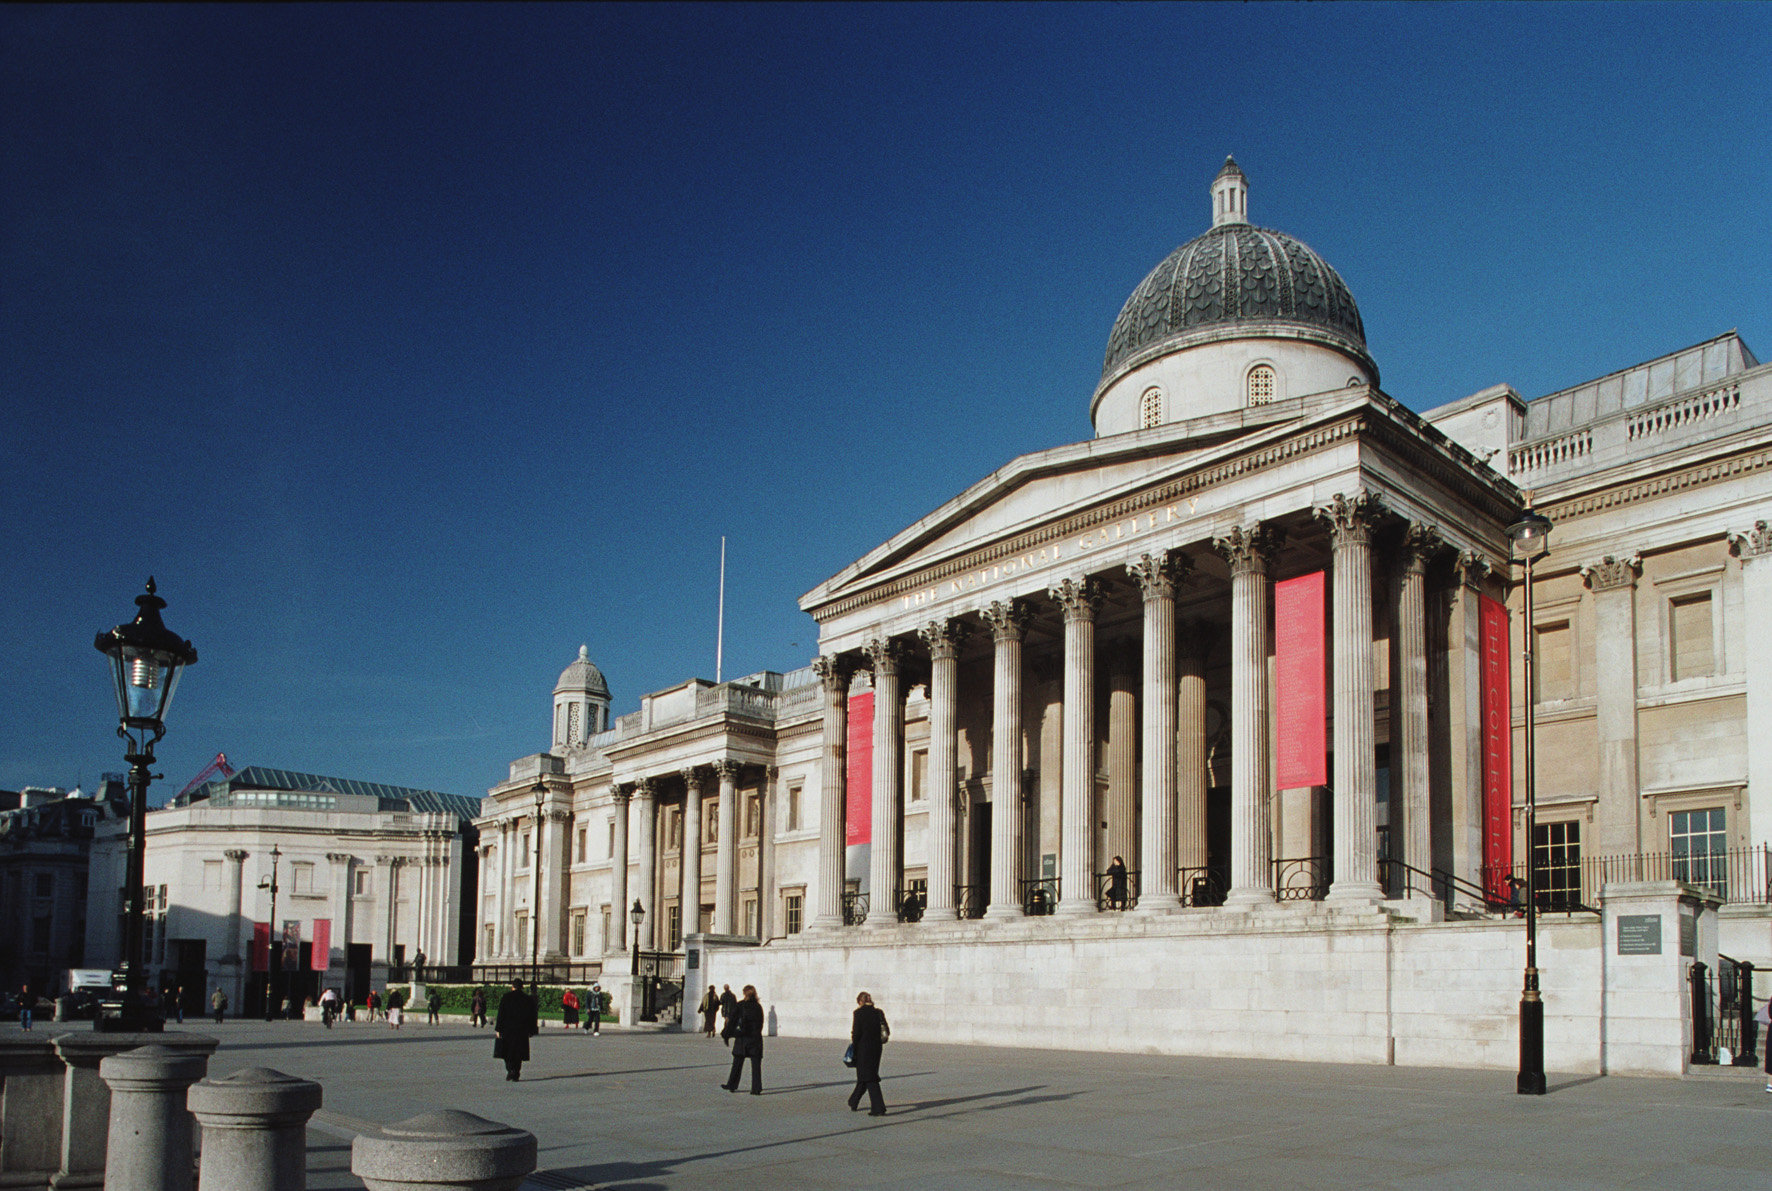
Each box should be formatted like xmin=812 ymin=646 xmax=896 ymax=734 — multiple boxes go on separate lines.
xmin=864 ymin=638 xmax=906 ymax=927
xmin=1730 ymin=523 xmax=1772 ymax=849
xmin=1216 ymin=523 xmax=1280 ymax=908
xmin=1131 ymin=551 xmax=1189 ymax=912
xmin=225 ymin=849 xmax=250 ymax=1007
xmin=757 ymin=767 xmax=777 ymax=941
xmin=499 ymin=820 xmax=517 ymax=958
xmin=982 ymin=598 xmax=1034 ymax=918
xmin=633 ymin=778 xmax=658 ymax=949
xmin=811 ymin=656 xmax=851 ymax=930
xmin=1581 ymin=554 xmax=1644 ymax=854
xmin=1319 ymin=491 xmax=1384 ymax=905
xmin=1176 ymin=621 xmax=1209 ymax=878
xmin=919 ymin=620 xmax=968 ymax=918
xmin=1397 ymin=524 xmax=1440 ymax=879
xmin=713 ymin=759 xmax=741 ymax=935
xmin=1449 ymin=552 xmax=1492 ymax=897
xmin=608 ymin=786 xmax=631 ymax=953
xmin=679 ymin=767 xmax=706 ymax=937
xmin=1106 ymin=639 xmax=1138 ymax=883
xmin=1048 ymin=579 xmax=1102 ymax=915
xmin=383 ymin=856 xmax=405 ymax=963
xmin=324 ymin=853 xmax=350 ymax=981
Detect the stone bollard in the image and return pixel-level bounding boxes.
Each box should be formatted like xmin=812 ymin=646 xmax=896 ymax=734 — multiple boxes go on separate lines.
xmin=0 ymin=1035 xmax=63 ymax=1190
xmin=186 ymin=1068 xmax=322 ymax=1191
xmin=352 ymin=1109 xmax=537 ymax=1191
xmin=52 ymin=1031 xmax=220 ymax=1190
xmin=100 ymin=1045 xmax=210 ymax=1191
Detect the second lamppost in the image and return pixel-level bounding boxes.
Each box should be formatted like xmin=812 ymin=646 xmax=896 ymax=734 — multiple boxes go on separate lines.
xmin=1509 ymin=500 xmax=1553 ymax=1096
xmin=629 ymin=898 xmax=645 ymax=977
xmin=530 ymin=781 xmax=546 ymax=989
xmin=258 ymin=844 xmax=283 ymax=1020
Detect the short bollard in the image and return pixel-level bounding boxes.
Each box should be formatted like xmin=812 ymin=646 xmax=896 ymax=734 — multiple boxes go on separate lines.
xmin=186 ymin=1068 xmax=322 ymax=1191
xmin=352 ymin=1110 xmax=537 ymax=1191
xmin=100 ymin=1045 xmax=210 ymax=1191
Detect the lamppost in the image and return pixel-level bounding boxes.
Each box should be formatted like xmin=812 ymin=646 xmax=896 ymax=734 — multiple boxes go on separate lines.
xmin=629 ymin=898 xmax=645 ymax=977
xmin=530 ymin=781 xmax=546 ymax=990
xmin=94 ymin=578 xmax=197 ymax=1032
xmin=1509 ymin=500 xmax=1553 ymax=1097
xmin=258 ymin=845 xmax=282 ymax=1021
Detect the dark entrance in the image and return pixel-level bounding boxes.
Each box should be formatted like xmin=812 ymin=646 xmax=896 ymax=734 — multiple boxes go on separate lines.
xmin=346 ymin=943 xmax=372 ymax=1005
xmin=963 ymin=800 xmax=991 ymax=917
xmin=1189 ymin=786 xmax=1231 ymax=906
xmin=172 ymin=938 xmax=206 ymax=1018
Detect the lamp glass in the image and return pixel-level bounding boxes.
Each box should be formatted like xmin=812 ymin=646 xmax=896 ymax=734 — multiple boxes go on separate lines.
xmin=1507 ymin=511 xmax=1552 ymax=563
xmin=630 ymin=899 xmax=645 ymax=927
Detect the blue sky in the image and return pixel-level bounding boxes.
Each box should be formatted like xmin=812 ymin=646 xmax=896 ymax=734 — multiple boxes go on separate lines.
xmin=4 ymin=3 xmax=1768 ymax=800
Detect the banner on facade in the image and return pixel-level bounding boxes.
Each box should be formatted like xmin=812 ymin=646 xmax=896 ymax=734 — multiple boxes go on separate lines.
xmin=1275 ymin=571 xmax=1328 ymax=789
xmin=251 ymin=921 xmax=270 ymax=972
xmin=310 ymin=918 xmax=331 ymax=970
xmin=1479 ymin=593 xmax=1513 ymax=901
xmin=281 ymin=920 xmax=301 ymax=971
xmin=846 ymin=690 xmax=873 ymax=847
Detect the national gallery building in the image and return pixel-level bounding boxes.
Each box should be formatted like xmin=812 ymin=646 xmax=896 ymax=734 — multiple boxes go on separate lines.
xmin=478 ymin=161 xmax=1771 ymax=1073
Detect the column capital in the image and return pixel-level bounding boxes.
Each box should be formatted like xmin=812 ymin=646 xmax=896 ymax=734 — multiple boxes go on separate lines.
xmin=632 ymin=777 xmax=658 ymax=802
xmin=1729 ymin=520 xmax=1772 ymax=558
xmin=1399 ymin=522 xmax=1443 ymax=576
xmin=1580 ymin=554 xmax=1642 ymax=592
xmin=1047 ymin=577 xmax=1104 ymax=623
xmin=225 ymin=849 xmax=250 ymax=863
xmin=918 ymin=618 xmax=971 ymax=659
xmin=812 ymin=654 xmax=854 ymax=693
xmin=1128 ymin=550 xmax=1191 ymax=601
xmin=862 ymin=637 xmax=907 ymax=677
xmin=1214 ymin=523 xmax=1281 ymax=576
xmin=1315 ymin=490 xmax=1385 ymax=548
xmin=544 ymin=808 xmax=572 ymax=824
xmin=981 ymin=598 xmax=1034 ymax=643
xmin=713 ymin=758 xmax=742 ymax=783
xmin=680 ymin=765 xmax=708 ymax=791
xmin=1454 ymin=550 xmax=1492 ymax=589
xmin=324 ymin=852 xmax=351 ymax=864
xmin=609 ymin=783 xmax=632 ymax=806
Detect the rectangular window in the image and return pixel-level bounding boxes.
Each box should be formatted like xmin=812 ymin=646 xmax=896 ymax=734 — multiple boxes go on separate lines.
xmin=571 ymin=911 xmax=587 ymax=956
xmin=1530 ymin=820 xmax=1582 ymax=910
xmin=910 ymin=749 xmax=928 ymax=802
xmin=520 ymin=833 xmax=530 ymax=866
xmin=354 ymin=869 xmax=370 ymax=897
xmin=667 ymin=903 xmax=681 ymax=950
xmin=1670 ymin=593 xmax=1716 ymax=680
xmin=292 ymin=862 xmax=314 ymax=894
xmin=203 ymin=860 xmax=222 ymax=891
xmin=785 ymin=892 xmax=804 ymax=936
xmin=607 ymin=819 xmax=616 ymax=858
xmin=600 ymin=905 xmax=610 ymax=954
xmin=515 ymin=911 xmax=529 ymax=953
xmin=1534 ymin=622 xmax=1572 ymax=701
xmin=483 ymin=923 xmax=495 ymax=956
xmin=743 ymin=792 xmax=760 ymax=839
xmin=576 ymin=827 xmax=587 ymax=864
xmin=1671 ymin=807 xmax=1728 ymax=895
xmin=742 ymin=897 xmax=758 ymax=936
xmin=787 ymin=785 xmax=802 ymax=832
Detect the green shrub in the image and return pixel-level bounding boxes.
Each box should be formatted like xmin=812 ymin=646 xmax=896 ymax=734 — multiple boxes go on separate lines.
xmin=422 ymin=983 xmax=613 ymax=1022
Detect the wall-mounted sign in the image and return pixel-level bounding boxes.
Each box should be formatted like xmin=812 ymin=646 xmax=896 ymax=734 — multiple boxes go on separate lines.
xmin=1617 ymin=914 xmax=1662 ymax=956
xmin=1679 ymin=910 xmax=1696 ymax=957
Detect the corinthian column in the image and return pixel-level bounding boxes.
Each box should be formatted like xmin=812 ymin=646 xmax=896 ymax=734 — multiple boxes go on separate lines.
xmin=1048 ymin=579 xmax=1101 ymax=915
xmin=680 ymin=767 xmax=706 ymax=936
xmin=1731 ymin=522 xmax=1772 ymax=855
xmin=918 ymin=620 xmax=967 ymax=918
xmin=499 ymin=820 xmax=517 ymax=958
xmin=982 ymin=599 xmax=1034 ymax=918
xmin=1397 ymin=524 xmax=1440 ymax=880
xmin=1106 ymin=641 xmax=1137 ymax=883
xmin=1216 ymin=523 xmax=1280 ymax=909
xmin=633 ymin=778 xmax=658 ymax=949
xmin=1131 ymin=551 xmax=1187 ymax=912
xmin=325 ymin=852 xmax=350 ymax=979
xmin=811 ymin=656 xmax=851 ymax=930
xmin=864 ymin=638 xmax=906 ymax=927
xmin=608 ymin=786 xmax=631 ymax=953
xmin=1176 ymin=621 xmax=1209 ymax=883
xmin=1581 ymin=553 xmax=1644 ymax=856
xmin=1318 ymin=492 xmax=1384 ymax=904
xmin=713 ymin=760 xmax=741 ymax=934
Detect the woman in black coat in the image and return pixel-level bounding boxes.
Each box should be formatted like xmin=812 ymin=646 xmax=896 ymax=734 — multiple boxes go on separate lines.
xmin=847 ymin=990 xmax=889 ymax=1116
xmin=720 ymin=985 xmax=765 ymax=1095
xmin=493 ymin=979 xmax=539 ymax=1081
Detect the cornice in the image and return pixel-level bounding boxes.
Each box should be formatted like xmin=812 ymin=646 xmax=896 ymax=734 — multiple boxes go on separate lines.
xmin=1541 ymin=442 xmax=1772 ymax=525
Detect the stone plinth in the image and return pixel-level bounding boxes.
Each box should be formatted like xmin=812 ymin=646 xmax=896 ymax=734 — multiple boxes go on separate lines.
xmin=186 ymin=1068 xmax=322 ymax=1191
xmin=351 ymin=1109 xmax=536 ymax=1191
xmin=50 ymin=1031 xmax=220 ymax=1191
xmin=1600 ymin=880 xmax=1722 ymax=1076
xmin=99 ymin=1045 xmax=209 ymax=1191
xmin=1 ymin=1035 xmax=64 ymax=1191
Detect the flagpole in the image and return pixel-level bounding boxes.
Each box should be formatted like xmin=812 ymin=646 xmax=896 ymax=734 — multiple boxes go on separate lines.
xmin=716 ymin=535 xmax=726 ymax=684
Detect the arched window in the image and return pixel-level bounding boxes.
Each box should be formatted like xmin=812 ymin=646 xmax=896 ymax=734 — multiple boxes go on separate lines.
xmin=1247 ymin=364 xmax=1276 ymax=407
xmin=1140 ymin=387 xmax=1163 ymax=429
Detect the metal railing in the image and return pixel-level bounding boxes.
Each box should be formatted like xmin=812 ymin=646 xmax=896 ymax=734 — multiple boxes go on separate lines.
xmin=895 ymin=887 xmax=926 ymax=923
xmin=1096 ymin=869 xmax=1138 ymax=911
xmin=1178 ymin=865 xmax=1228 ymax=907
xmin=452 ymin=962 xmax=604 ymax=986
xmin=954 ymin=884 xmax=987 ymax=920
xmin=842 ymin=891 xmax=869 ymax=927
xmin=1378 ymin=857 xmax=1444 ymax=902
xmin=1481 ymin=845 xmax=1772 ymax=912
xmin=1272 ymin=856 xmax=1330 ymax=902
xmin=1020 ymin=877 xmax=1059 ymax=916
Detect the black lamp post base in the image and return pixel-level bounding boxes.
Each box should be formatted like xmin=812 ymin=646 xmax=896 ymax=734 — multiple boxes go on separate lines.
xmin=1517 ymin=995 xmax=1546 ymax=1095
xmin=95 ymin=993 xmax=166 ymax=1033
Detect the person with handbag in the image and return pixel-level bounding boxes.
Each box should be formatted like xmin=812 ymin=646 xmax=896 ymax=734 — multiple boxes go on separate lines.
xmin=847 ymin=990 xmax=890 ymax=1116
xmin=493 ymin=979 xmax=540 ymax=1082
xmin=698 ymin=985 xmax=720 ymax=1037
xmin=720 ymin=985 xmax=765 ymax=1095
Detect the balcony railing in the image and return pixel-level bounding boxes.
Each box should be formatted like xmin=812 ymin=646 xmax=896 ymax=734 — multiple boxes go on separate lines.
xmin=954 ymin=884 xmax=987 ymax=920
xmin=1483 ymin=844 xmax=1772 ymax=912
xmin=1019 ymin=877 xmax=1059 ymax=916
xmin=1272 ymin=856 xmax=1330 ymax=902
xmin=1179 ymin=865 xmax=1228 ymax=907
xmin=841 ymin=891 xmax=869 ymax=927
xmin=1096 ymin=868 xmax=1138 ymax=911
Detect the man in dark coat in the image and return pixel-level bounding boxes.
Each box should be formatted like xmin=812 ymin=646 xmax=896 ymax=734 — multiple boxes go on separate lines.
xmin=718 ymin=984 xmax=738 ymax=1046
xmin=493 ymin=979 xmax=539 ymax=1081
xmin=848 ymin=990 xmax=889 ymax=1116
xmin=720 ymin=985 xmax=765 ymax=1095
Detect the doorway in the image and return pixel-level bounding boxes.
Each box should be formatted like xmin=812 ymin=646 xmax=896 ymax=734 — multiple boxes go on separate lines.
xmin=966 ymin=801 xmax=991 ymax=917
xmin=346 ymin=943 xmax=372 ymax=1004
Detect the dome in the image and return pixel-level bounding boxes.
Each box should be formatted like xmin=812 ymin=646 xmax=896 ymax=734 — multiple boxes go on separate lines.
xmin=1097 ymin=159 xmax=1376 ymax=399
xmin=554 ymin=644 xmax=610 ymax=698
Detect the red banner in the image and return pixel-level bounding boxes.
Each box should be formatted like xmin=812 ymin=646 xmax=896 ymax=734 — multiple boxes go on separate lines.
xmin=1275 ymin=571 xmax=1328 ymax=789
xmin=251 ymin=921 xmax=270 ymax=973
xmin=310 ymin=918 xmax=331 ymax=970
xmin=1480 ymin=594 xmax=1514 ymax=900
xmin=846 ymin=691 xmax=873 ymax=846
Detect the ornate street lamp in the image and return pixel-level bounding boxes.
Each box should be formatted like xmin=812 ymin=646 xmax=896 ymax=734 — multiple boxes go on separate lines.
xmin=94 ymin=577 xmax=197 ymax=1032
xmin=531 ymin=781 xmax=546 ymax=989
xmin=1508 ymin=501 xmax=1553 ymax=1096
xmin=629 ymin=898 xmax=645 ymax=977
xmin=258 ymin=845 xmax=282 ymax=1021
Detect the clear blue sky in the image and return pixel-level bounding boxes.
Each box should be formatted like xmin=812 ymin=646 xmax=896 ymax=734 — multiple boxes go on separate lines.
xmin=4 ymin=3 xmax=1768 ymax=801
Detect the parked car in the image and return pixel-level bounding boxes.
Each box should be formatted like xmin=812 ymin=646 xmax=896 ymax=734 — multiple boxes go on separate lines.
xmin=57 ymin=989 xmax=105 ymax=1021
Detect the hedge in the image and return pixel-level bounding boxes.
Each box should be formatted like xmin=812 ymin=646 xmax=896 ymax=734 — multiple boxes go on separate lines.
xmin=421 ymin=982 xmax=613 ymax=1022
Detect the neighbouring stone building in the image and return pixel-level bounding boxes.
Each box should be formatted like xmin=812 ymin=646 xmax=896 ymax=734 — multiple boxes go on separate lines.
xmin=479 ymin=159 xmax=1771 ymax=1072
xmin=0 ymin=781 xmax=129 ymax=998
xmin=86 ymin=766 xmax=480 ymax=1015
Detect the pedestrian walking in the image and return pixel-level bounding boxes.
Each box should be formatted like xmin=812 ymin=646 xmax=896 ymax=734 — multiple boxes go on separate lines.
xmin=585 ymin=983 xmax=602 ymax=1034
xmin=718 ymin=984 xmax=738 ymax=1046
xmin=493 ymin=979 xmax=539 ymax=1082
xmin=172 ymin=984 xmax=185 ymax=1024
xmin=847 ymin=991 xmax=890 ymax=1116
xmin=211 ymin=986 xmax=228 ymax=1025
xmin=1107 ymin=855 xmax=1129 ymax=910
xmin=471 ymin=987 xmax=487 ymax=1028
xmin=562 ymin=988 xmax=580 ymax=1029
xmin=20 ymin=985 xmax=33 ymax=1031
xmin=719 ymin=985 xmax=765 ymax=1095
xmin=699 ymin=985 xmax=719 ymax=1037
xmin=367 ymin=988 xmax=381 ymax=1022
xmin=388 ymin=987 xmax=404 ymax=1029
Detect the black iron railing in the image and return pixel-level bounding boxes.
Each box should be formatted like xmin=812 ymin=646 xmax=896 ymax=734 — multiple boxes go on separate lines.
xmin=954 ymin=884 xmax=987 ymax=920
xmin=1378 ymin=857 xmax=1442 ymax=901
xmin=1272 ymin=856 xmax=1329 ymax=902
xmin=1096 ymin=869 xmax=1138 ymax=911
xmin=1178 ymin=865 xmax=1228 ymax=907
xmin=896 ymin=887 xmax=926 ymax=923
xmin=450 ymin=962 xmax=604 ymax=986
xmin=842 ymin=891 xmax=869 ymax=927
xmin=1484 ymin=845 xmax=1772 ymax=911
xmin=1020 ymin=877 xmax=1059 ymax=916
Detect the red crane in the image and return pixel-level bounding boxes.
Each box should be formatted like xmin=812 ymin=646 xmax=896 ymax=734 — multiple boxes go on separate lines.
xmin=176 ymin=753 xmax=236 ymax=800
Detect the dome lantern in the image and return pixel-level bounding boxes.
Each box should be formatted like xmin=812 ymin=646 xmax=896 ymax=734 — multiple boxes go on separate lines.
xmin=1211 ymin=156 xmax=1248 ymax=228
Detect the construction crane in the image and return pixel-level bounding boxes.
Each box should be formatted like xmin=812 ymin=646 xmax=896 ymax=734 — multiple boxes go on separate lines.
xmin=176 ymin=753 xmax=236 ymax=801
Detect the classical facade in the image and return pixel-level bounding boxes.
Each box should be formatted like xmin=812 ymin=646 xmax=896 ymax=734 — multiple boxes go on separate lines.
xmin=86 ymin=766 xmax=480 ymax=1015
xmin=485 ymin=160 xmax=1771 ymax=1069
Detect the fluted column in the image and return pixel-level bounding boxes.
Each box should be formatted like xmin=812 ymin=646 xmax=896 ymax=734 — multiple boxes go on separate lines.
xmin=383 ymin=856 xmax=404 ymax=961
xmin=983 ymin=599 xmax=1034 ymax=918
xmin=679 ymin=767 xmax=706 ymax=937
xmin=634 ymin=778 xmax=659 ymax=949
xmin=1217 ymin=524 xmax=1279 ymax=908
xmin=1048 ymin=579 xmax=1102 ymax=915
xmin=1398 ymin=524 xmax=1439 ymax=880
xmin=325 ymin=853 xmax=350 ymax=979
xmin=1106 ymin=642 xmax=1138 ymax=881
xmin=535 ymin=804 xmax=562 ymax=959
xmin=1131 ymin=551 xmax=1187 ymax=912
xmin=224 ymin=849 xmax=249 ymax=1007
xmin=1176 ymin=622 xmax=1209 ymax=881
xmin=757 ymin=767 xmax=778 ymax=940
xmin=1319 ymin=492 xmax=1384 ymax=904
xmin=499 ymin=820 xmax=517 ymax=958
xmin=811 ymin=656 xmax=851 ymax=930
xmin=919 ymin=621 xmax=967 ymax=919
xmin=713 ymin=760 xmax=740 ymax=934
xmin=864 ymin=638 xmax=906 ymax=926
xmin=608 ymin=787 xmax=631 ymax=953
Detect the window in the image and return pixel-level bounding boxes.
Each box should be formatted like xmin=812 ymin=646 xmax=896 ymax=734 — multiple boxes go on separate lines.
xmin=785 ymin=892 xmax=804 ymax=936
xmin=1670 ymin=593 xmax=1716 ymax=680
xmin=515 ymin=912 xmax=529 ymax=953
xmin=667 ymin=903 xmax=681 ymax=950
xmin=607 ymin=819 xmax=616 ymax=858
xmin=575 ymin=827 xmax=587 ymax=864
xmin=1140 ymin=387 xmax=1163 ymax=429
xmin=1247 ymin=364 xmax=1276 ymax=406
xmin=483 ymin=924 xmax=495 ymax=956
xmin=354 ymin=868 xmax=371 ymax=897
xmin=571 ymin=910 xmax=587 ymax=955
xmin=292 ymin=863 xmax=314 ymax=894
xmin=520 ymin=833 xmax=530 ymax=866
xmin=1534 ymin=622 xmax=1572 ymax=701
xmin=34 ymin=873 xmax=53 ymax=898
xmin=743 ymin=792 xmax=760 ymax=839
xmin=566 ymin=702 xmax=581 ymax=747
xmin=600 ymin=905 xmax=611 ymax=954
xmin=787 ymin=784 xmax=802 ymax=832
xmin=1530 ymin=821 xmax=1582 ymax=910
xmin=203 ymin=860 xmax=222 ymax=891
xmin=910 ymin=750 xmax=928 ymax=802
xmin=1671 ymin=808 xmax=1728 ymax=895
xmin=742 ymin=897 xmax=758 ymax=936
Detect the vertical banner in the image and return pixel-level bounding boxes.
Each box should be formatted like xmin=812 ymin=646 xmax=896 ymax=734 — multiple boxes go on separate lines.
xmin=251 ymin=922 xmax=270 ymax=972
xmin=281 ymin=920 xmax=301 ymax=971
xmin=310 ymin=918 xmax=331 ymax=971
xmin=846 ymin=691 xmax=874 ymax=847
xmin=1479 ymin=594 xmax=1514 ymax=901
xmin=1275 ymin=571 xmax=1328 ymax=789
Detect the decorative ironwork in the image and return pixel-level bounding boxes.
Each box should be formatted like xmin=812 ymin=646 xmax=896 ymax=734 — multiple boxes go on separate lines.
xmin=1272 ymin=856 xmax=1329 ymax=902
xmin=1096 ymin=868 xmax=1139 ymax=912
xmin=1479 ymin=844 xmax=1772 ymax=914
xmin=895 ymin=887 xmax=926 ymax=923
xmin=1019 ymin=877 xmax=1059 ymax=916
xmin=842 ymin=891 xmax=869 ymax=927
xmin=1178 ymin=865 xmax=1228 ymax=907
xmin=447 ymin=962 xmax=605 ymax=986
xmin=953 ymin=884 xmax=987 ymax=920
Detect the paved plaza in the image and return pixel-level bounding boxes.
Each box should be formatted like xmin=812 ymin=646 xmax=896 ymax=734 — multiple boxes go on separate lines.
xmin=181 ymin=1018 xmax=1772 ymax=1190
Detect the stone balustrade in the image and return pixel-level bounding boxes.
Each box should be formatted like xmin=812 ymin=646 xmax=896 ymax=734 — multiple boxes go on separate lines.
xmin=352 ymin=1109 xmax=537 ymax=1191
xmin=187 ymin=1068 xmax=323 ymax=1191
xmin=99 ymin=1045 xmax=210 ymax=1191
